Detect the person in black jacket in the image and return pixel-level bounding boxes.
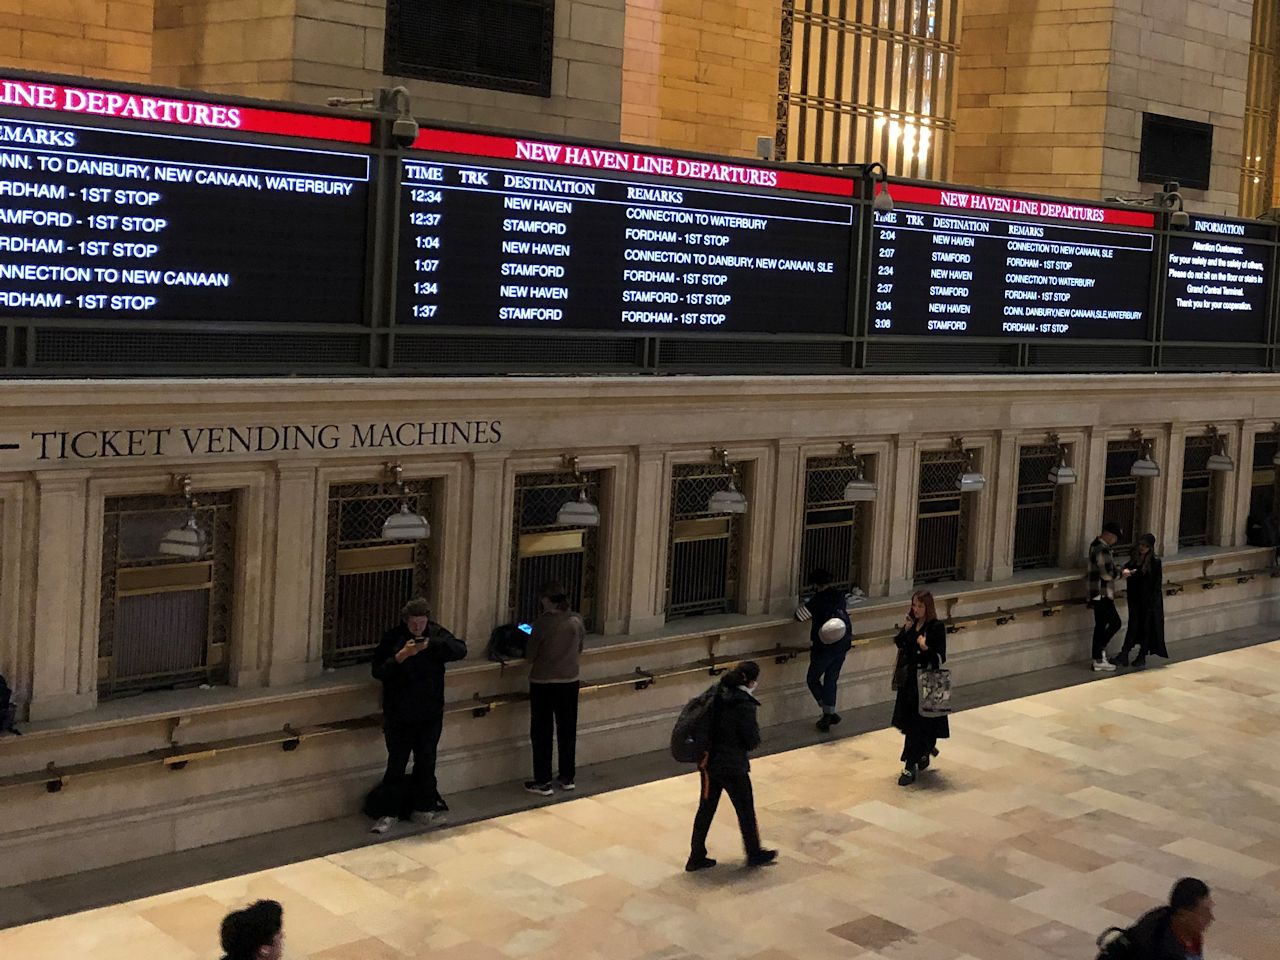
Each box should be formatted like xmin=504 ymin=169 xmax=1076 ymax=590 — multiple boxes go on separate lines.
xmin=796 ymin=568 xmax=854 ymax=732
xmin=1115 ymin=877 xmax=1213 ymax=959
xmin=1114 ymin=533 xmax=1168 ymax=669
xmin=219 ymin=900 xmax=283 ymax=960
xmin=686 ymin=660 xmax=778 ymax=872
xmin=369 ymin=597 xmax=467 ymax=834
xmin=891 ymin=589 xmax=949 ymax=786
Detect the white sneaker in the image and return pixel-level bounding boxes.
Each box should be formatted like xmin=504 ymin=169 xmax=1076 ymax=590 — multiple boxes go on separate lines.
xmin=370 ymin=815 xmax=397 ymax=834
xmin=1093 ymin=658 xmax=1117 ymax=672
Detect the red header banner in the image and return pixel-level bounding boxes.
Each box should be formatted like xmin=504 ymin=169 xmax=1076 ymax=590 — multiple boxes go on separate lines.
xmin=0 ymin=77 xmax=372 ymax=145
xmin=412 ymin=127 xmax=855 ymax=198
xmin=888 ymin=183 xmax=1155 ymax=228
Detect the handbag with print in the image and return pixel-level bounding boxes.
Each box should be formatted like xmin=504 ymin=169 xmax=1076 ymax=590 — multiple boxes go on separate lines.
xmin=917 ymin=667 xmax=952 ymax=717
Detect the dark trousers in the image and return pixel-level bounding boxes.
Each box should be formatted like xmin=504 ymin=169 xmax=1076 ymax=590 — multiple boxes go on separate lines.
xmin=530 ymin=681 xmax=579 ymax=784
xmin=382 ymin=713 xmax=444 ymax=814
xmin=1091 ymin=598 xmax=1122 ymax=660
xmin=901 ymin=729 xmax=937 ymax=765
xmin=806 ymin=641 xmax=850 ymax=712
xmin=690 ymin=768 xmax=761 ymax=858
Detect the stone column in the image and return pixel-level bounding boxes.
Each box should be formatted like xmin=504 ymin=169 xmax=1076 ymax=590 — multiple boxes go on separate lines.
xmin=624 ymin=445 xmax=668 ymax=633
xmin=29 ymin=472 xmax=94 ymax=721
xmin=462 ymin=452 xmax=508 ymax=651
xmin=266 ymin=463 xmax=321 ymax=686
xmin=1079 ymin=429 xmax=1110 ymax=557
xmin=1156 ymin=425 xmax=1183 ymax=557
xmin=767 ymin=441 xmax=805 ymax=615
xmin=886 ymin=435 xmax=920 ymax=596
xmin=987 ymin=431 xmax=1020 ymax=581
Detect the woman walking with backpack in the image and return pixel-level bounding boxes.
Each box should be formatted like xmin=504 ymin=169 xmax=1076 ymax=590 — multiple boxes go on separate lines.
xmin=686 ymin=661 xmax=778 ymax=872
xmin=891 ymin=589 xmax=949 ymax=786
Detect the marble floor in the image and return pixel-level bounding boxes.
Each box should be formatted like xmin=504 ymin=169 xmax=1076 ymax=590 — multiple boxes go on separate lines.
xmin=5 ymin=642 xmax=1280 ymax=959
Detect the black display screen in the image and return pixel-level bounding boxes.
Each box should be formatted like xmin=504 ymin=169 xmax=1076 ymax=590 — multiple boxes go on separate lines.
xmin=869 ymin=185 xmax=1156 ymax=339
xmin=0 ymin=115 xmax=372 ymax=323
xmin=1163 ymin=218 xmax=1273 ymax=343
xmin=396 ymin=130 xmax=855 ymax=334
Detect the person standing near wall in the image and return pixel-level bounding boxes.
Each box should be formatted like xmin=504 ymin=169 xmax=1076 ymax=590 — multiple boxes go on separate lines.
xmin=796 ymin=568 xmax=854 ymax=732
xmin=219 ymin=900 xmax=283 ymax=960
xmin=686 ymin=660 xmax=778 ymax=871
xmin=1115 ymin=533 xmax=1168 ymax=669
xmin=1088 ymin=521 xmax=1131 ymax=672
xmin=891 ymin=589 xmax=949 ymax=786
xmin=524 ymin=580 xmax=585 ymax=796
xmin=369 ymin=598 xmax=467 ymax=834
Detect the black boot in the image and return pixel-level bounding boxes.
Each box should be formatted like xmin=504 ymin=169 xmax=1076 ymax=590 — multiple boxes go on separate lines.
xmin=898 ymin=764 xmax=917 ymax=786
xmin=1112 ymin=649 xmax=1131 ymax=668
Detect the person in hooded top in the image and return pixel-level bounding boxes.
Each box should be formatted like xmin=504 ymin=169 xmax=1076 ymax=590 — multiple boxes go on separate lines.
xmin=686 ymin=660 xmax=778 ymax=872
xmin=1114 ymin=532 xmax=1168 ymax=669
xmin=795 ymin=568 xmax=854 ymax=732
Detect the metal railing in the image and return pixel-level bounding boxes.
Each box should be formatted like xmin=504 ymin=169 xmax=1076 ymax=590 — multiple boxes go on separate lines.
xmin=1103 ymin=440 xmax=1144 ymax=554
xmin=915 ymin=449 xmax=970 ymax=583
xmin=667 ymin=463 xmax=743 ymax=619
xmin=800 ymin=455 xmax=866 ymax=592
xmin=1013 ymin=444 xmax=1063 ymax=570
xmin=1179 ymin=436 xmax=1215 ymax=548
xmin=510 ymin=470 xmax=600 ymax=627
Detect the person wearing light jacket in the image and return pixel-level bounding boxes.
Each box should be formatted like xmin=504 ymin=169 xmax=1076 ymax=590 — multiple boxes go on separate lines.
xmin=524 ymin=581 xmax=585 ymax=796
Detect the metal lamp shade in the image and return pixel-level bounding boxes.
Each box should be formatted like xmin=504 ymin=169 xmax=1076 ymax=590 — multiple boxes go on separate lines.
xmin=708 ymin=486 xmax=749 ymax=514
xmin=1206 ymin=453 xmax=1234 ymax=472
xmin=158 ymin=515 xmax=206 ymax=559
xmin=381 ymin=502 xmax=431 ymax=540
xmin=1048 ymin=463 xmax=1078 ymax=485
xmin=556 ymin=490 xmax=601 ymax=527
xmin=1130 ymin=457 xmax=1161 ymax=478
xmin=955 ymin=471 xmax=986 ymax=493
xmin=842 ymin=477 xmax=878 ymax=501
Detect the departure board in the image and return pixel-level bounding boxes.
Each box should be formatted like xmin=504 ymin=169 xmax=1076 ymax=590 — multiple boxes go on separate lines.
xmin=1163 ymin=217 xmax=1273 ymax=343
xmin=395 ymin=129 xmax=855 ymax=334
xmin=870 ymin=184 xmax=1157 ymax=339
xmin=0 ymin=76 xmax=373 ymax=324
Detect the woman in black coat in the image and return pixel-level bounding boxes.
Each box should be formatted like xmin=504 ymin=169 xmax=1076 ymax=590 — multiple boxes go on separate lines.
xmin=687 ymin=660 xmax=778 ymax=872
xmin=1116 ymin=532 xmax=1168 ymax=669
xmin=891 ymin=589 xmax=949 ymax=786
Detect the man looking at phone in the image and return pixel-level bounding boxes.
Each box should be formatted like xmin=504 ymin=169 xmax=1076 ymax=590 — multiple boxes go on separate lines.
xmin=370 ymin=597 xmax=467 ymax=834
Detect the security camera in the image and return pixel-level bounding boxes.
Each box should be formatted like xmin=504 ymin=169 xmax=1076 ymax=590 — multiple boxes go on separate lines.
xmin=391 ymin=115 xmax=420 ymax=148
xmin=755 ymin=136 xmax=774 ymax=161
xmin=1170 ymin=208 xmax=1190 ymax=229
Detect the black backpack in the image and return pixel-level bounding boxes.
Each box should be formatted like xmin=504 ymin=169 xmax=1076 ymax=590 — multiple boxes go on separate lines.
xmin=1095 ymin=927 xmax=1135 ymax=960
xmin=0 ymin=673 xmax=18 ymax=735
xmin=670 ymin=684 xmax=719 ymax=764
xmin=487 ymin=623 xmax=528 ymax=662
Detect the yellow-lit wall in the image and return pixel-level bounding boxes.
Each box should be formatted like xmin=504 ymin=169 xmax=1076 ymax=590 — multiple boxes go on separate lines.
xmin=151 ymin=0 xmax=296 ymax=100
xmin=952 ymin=2 xmax=1112 ymax=198
xmin=621 ymin=0 xmax=780 ymax=158
xmin=4 ymin=0 xmax=154 ymax=82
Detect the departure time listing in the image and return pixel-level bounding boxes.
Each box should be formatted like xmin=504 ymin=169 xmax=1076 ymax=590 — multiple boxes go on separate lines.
xmin=396 ymin=159 xmax=854 ymax=334
xmin=0 ymin=117 xmax=371 ymax=323
xmin=870 ymin=207 xmax=1154 ymax=339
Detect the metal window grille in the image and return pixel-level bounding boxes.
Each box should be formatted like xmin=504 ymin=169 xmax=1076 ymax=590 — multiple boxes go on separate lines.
xmin=1179 ymin=436 xmax=1215 ymax=548
xmin=667 ymin=462 xmax=745 ymax=619
xmin=1013 ymin=444 xmax=1064 ymax=570
xmin=98 ymin=492 xmax=236 ymax=699
xmin=1250 ymin=432 xmax=1279 ymax=521
xmin=914 ymin=449 xmax=971 ymax=583
xmin=800 ymin=456 xmax=867 ymax=592
xmin=1240 ymin=0 xmax=1279 ymax=216
xmin=1103 ymin=440 xmax=1144 ymax=555
xmin=384 ymin=0 xmax=556 ymax=97
xmin=509 ymin=470 xmax=600 ymax=628
xmin=777 ymin=0 xmax=958 ymax=178
xmin=323 ymin=481 xmax=434 ymax=668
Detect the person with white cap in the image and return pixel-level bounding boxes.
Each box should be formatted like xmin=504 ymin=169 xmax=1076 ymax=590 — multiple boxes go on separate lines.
xmin=795 ymin=568 xmax=854 ymax=732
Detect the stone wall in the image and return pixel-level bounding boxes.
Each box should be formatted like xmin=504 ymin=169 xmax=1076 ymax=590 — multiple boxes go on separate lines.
xmin=3 ymin=0 xmax=154 ymax=83
xmin=151 ymin=0 xmax=296 ymax=99
xmin=954 ymin=0 xmax=1253 ymax=213
xmin=952 ymin=0 xmax=1113 ymax=198
xmin=620 ymin=0 xmax=780 ymax=157
xmin=1101 ymin=0 xmax=1251 ymax=214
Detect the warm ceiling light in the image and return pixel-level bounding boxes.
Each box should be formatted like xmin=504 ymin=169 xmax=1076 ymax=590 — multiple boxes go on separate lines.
xmin=159 ymin=475 xmax=207 ymax=559
xmin=381 ymin=462 xmax=430 ymax=540
xmin=556 ymin=455 xmax=601 ymax=527
xmin=708 ymin=447 xmax=749 ymax=514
